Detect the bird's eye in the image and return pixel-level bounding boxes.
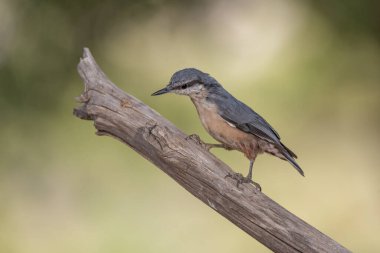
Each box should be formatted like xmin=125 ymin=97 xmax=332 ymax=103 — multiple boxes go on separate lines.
xmin=181 ymin=84 xmax=187 ymax=90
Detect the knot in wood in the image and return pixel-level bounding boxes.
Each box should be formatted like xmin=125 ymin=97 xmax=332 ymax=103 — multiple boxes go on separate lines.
xmin=143 ymin=121 xmax=171 ymax=151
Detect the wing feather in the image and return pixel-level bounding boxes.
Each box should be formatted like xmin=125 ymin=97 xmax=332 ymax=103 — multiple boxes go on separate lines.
xmin=218 ymin=99 xmax=282 ymax=145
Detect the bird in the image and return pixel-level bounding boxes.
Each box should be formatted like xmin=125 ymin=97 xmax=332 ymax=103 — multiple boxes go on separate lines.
xmin=152 ymin=68 xmax=304 ymax=190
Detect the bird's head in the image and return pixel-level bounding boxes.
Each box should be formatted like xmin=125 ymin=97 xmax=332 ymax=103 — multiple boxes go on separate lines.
xmin=152 ymin=68 xmax=219 ymax=98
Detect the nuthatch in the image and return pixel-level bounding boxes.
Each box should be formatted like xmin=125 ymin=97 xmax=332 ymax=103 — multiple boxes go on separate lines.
xmin=152 ymin=68 xmax=304 ymax=190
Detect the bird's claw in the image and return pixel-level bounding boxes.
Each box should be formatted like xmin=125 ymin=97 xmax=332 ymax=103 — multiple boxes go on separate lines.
xmin=186 ymin=134 xmax=202 ymax=143
xmin=186 ymin=134 xmax=212 ymax=151
xmin=225 ymin=172 xmax=262 ymax=191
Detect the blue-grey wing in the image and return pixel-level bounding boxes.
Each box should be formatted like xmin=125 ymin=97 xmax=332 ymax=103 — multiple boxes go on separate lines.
xmin=217 ymin=98 xmax=281 ymax=145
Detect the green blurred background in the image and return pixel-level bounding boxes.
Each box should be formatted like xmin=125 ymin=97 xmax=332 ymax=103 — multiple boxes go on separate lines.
xmin=1 ymin=0 xmax=379 ymax=252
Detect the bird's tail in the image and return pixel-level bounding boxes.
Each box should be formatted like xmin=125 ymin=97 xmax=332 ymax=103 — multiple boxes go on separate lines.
xmin=280 ymin=142 xmax=304 ymax=176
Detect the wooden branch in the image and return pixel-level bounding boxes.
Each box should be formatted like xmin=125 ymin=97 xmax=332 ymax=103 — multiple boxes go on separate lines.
xmin=73 ymin=48 xmax=350 ymax=253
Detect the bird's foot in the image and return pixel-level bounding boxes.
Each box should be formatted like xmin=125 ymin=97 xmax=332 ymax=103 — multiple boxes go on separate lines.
xmin=186 ymin=134 xmax=210 ymax=150
xmin=186 ymin=134 xmax=232 ymax=151
xmin=186 ymin=134 xmax=202 ymax=143
xmin=225 ymin=172 xmax=262 ymax=191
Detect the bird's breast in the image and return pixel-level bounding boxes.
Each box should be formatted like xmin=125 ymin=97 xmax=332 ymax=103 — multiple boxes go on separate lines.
xmin=191 ymin=98 xmax=260 ymax=158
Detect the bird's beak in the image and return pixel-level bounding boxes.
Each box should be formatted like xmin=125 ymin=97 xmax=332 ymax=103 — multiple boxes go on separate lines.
xmin=151 ymin=87 xmax=169 ymax=96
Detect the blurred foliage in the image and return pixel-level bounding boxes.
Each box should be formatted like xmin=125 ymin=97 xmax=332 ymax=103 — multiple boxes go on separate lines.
xmin=1 ymin=0 xmax=165 ymax=115
xmin=1 ymin=0 xmax=379 ymax=116
xmin=307 ymin=0 xmax=380 ymax=42
xmin=0 ymin=0 xmax=380 ymax=252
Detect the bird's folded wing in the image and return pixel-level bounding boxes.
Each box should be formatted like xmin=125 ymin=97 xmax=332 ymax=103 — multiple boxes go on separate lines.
xmin=218 ymin=100 xmax=282 ymax=145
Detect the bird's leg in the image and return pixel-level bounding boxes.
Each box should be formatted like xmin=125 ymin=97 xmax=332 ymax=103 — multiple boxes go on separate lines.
xmin=206 ymin=143 xmax=233 ymax=150
xmin=225 ymin=159 xmax=261 ymax=191
xmin=246 ymin=160 xmax=254 ymax=181
xmin=186 ymin=134 xmax=232 ymax=151
xmin=246 ymin=160 xmax=261 ymax=191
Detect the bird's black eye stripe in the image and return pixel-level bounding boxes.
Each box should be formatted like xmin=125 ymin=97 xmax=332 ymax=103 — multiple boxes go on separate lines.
xmin=176 ymin=80 xmax=201 ymax=90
